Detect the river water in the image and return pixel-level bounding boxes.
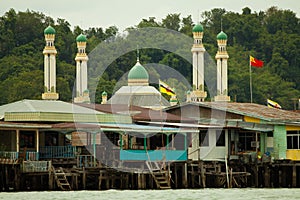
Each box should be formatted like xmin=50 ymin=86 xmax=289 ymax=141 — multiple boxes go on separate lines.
xmin=1 ymin=189 xmax=300 ymax=200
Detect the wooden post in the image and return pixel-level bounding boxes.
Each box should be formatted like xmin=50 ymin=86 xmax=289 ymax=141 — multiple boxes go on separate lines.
xmin=106 ymin=171 xmax=109 ymax=189
xmin=36 ymin=130 xmax=39 ymax=159
xmin=264 ymin=165 xmax=270 ymax=187
xmin=183 ymin=163 xmax=188 ymax=188
xmin=82 ymin=167 xmax=86 ymax=189
xmin=48 ymin=164 xmax=53 ymax=190
xmin=282 ymin=166 xmax=286 ymax=187
xmin=137 ymin=173 xmax=141 ymax=189
xmin=14 ymin=167 xmax=20 ymax=190
xmin=191 ymin=163 xmax=195 ymax=188
xmin=16 ymin=130 xmax=20 ymax=153
xmin=229 ymin=168 xmax=233 ymax=188
xmin=174 ymin=164 xmax=178 ymax=188
xmin=292 ymin=165 xmax=297 ymax=187
xmin=98 ymin=170 xmax=103 ymax=190
xmin=255 ymin=165 xmax=259 ymax=187
xmin=200 ymin=161 xmax=206 ymax=188
xmin=278 ymin=167 xmax=282 ymax=187
xmin=5 ymin=166 xmax=8 ymax=191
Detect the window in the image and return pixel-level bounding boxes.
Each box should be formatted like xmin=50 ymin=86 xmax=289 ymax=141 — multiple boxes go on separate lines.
xmin=238 ymin=131 xmax=256 ymax=151
xmin=287 ymin=131 xmax=300 ymax=149
xmin=199 ymin=130 xmax=209 ymax=146
xmin=20 ymin=131 xmax=35 ymax=148
xmin=45 ymin=132 xmax=58 ymax=146
xmin=216 ymin=130 xmax=225 ymax=146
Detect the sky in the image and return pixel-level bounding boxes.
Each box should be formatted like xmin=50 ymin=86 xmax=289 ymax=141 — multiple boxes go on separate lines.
xmin=0 ymin=0 xmax=299 ymax=32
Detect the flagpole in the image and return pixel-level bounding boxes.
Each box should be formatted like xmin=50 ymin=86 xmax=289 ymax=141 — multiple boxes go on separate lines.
xmin=249 ymin=56 xmax=253 ymax=103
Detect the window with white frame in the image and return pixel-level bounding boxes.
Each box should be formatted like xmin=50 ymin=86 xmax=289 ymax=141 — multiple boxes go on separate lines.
xmin=287 ymin=131 xmax=300 ymax=149
xmin=216 ymin=129 xmax=225 ymax=146
xmin=199 ymin=130 xmax=209 ymax=146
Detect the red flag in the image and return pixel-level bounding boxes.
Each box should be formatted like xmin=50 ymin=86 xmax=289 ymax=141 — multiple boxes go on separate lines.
xmin=250 ymin=56 xmax=264 ymax=68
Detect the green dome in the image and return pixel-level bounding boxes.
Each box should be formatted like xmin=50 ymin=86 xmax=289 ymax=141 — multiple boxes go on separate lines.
xmin=76 ymin=34 xmax=87 ymax=42
xmin=192 ymin=24 xmax=203 ymax=32
xmin=102 ymin=91 xmax=107 ymax=96
xmin=128 ymin=61 xmax=149 ymax=80
xmin=44 ymin=26 xmax=56 ymax=35
xmin=217 ymin=31 xmax=227 ymax=40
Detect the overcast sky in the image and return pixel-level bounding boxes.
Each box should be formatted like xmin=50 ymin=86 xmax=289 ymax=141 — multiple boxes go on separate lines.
xmin=0 ymin=0 xmax=299 ymax=31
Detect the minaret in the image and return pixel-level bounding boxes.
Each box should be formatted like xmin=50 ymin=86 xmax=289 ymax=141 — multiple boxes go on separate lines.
xmin=189 ymin=23 xmax=207 ymax=102
xmin=169 ymin=95 xmax=178 ymax=106
xmin=101 ymin=91 xmax=107 ymax=104
xmin=42 ymin=25 xmax=59 ymax=100
xmin=74 ymin=34 xmax=90 ymax=103
xmin=214 ymin=31 xmax=230 ymax=102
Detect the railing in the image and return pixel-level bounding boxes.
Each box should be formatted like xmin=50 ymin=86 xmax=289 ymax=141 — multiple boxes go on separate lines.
xmin=39 ymin=146 xmax=77 ymax=159
xmin=0 ymin=151 xmax=19 ymax=162
xmin=120 ymin=150 xmax=187 ymax=161
xmin=22 ymin=160 xmax=51 ymax=173
xmin=77 ymin=155 xmax=97 ymax=168
xmin=26 ymin=151 xmax=39 ymax=161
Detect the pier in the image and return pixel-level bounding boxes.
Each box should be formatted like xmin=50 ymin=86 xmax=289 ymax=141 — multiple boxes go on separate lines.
xmin=1 ymin=154 xmax=300 ymax=191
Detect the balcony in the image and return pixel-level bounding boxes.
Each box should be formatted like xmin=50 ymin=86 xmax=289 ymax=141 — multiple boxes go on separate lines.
xmin=120 ymin=149 xmax=187 ymax=161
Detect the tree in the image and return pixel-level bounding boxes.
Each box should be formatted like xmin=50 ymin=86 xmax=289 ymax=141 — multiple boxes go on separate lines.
xmin=162 ymin=14 xmax=181 ymax=31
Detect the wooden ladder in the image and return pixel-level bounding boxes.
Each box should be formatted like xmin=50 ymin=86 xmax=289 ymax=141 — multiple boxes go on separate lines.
xmin=52 ymin=166 xmax=71 ymax=191
xmin=146 ymin=161 xmax=171 ymax=189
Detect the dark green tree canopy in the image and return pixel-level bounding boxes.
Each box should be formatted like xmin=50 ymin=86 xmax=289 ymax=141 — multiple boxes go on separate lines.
xmin=0 ymin=7 xmax=299 ymax=109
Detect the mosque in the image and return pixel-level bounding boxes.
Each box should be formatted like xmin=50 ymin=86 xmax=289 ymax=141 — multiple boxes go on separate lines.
xmin=42 ymin=22 xmax=231 ymax=106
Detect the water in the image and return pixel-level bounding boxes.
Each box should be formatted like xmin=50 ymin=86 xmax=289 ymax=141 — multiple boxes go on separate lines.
xmin=0 ymin=189 xmax=300 ymax=200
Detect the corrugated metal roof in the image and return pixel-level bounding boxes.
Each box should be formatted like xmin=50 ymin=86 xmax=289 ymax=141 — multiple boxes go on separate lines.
xmin=0 ymin=99 xmax=132 ymax=123
xmin=77 ymin=103 xmax=194 ymax=123
xmin=0 ymin=99 xmax=103 ymax=119
xmin=52 ymin=122 xmax=196 ymax=133
xmin=168 ymin=102 xmax=300 ymax=123
xmin=0 ymin=121 xmax=52 ymax=129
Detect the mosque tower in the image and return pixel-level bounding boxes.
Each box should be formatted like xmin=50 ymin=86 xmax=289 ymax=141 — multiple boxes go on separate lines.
xmin=42 ymin=26 xmax=59 ymax=100
xmin=214 ymin=30 xmax=230 ymax=102
xmin=189 ymin=23 xmax=207 ymax=102
xmin=74 ymin=34 xmax=90 ymax=103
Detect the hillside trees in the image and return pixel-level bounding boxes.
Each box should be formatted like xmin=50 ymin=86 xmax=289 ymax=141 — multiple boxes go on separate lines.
xmin=0 ymin=7 xmax=299 ymax=109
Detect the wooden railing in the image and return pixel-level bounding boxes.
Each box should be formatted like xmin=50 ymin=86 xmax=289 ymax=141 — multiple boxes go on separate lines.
xmin=0 ymin=151 xmax=18 ymax=160
xmin=22 ymin=160 xmax=52 ymax=173
xmin=77 ymin=155 xmax=97 ymax=168
xmin=39 ymin=146 xmax=77 ymax=159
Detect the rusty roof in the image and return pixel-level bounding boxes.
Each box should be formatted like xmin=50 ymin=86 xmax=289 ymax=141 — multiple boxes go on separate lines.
xmin=77 ymin=103 xmax=194 ymax=123
xmin=167 ymin=102 xmax=300 ymax=124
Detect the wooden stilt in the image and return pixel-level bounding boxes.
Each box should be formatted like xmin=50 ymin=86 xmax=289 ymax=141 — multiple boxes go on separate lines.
xmin=292 ymin=165 xmax=297 ymax=188
xmin=200 ymin=162 xmax=206 ymax=188
xmin=183 ymin=163 xmax=188 ymax=188
xmin=255 ymin=165 xmax=259 ymax=187
xmin=278 ymin=168 xmax=282 ymax=187
xmin=82 ymin=167 xmax=86 ymax=189
xmin=264 ymin=165 xmax=270 ymax=187
xmin=174 ymin=164 xmax=178 ymax=188
xmin=5 ymin=166 xmax=8 ymax=191
xmin=48 ymin=170 xmax=53 ymax=190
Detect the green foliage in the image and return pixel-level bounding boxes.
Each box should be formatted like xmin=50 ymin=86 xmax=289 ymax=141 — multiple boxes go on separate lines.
xmin=0 ymin=8 xmax=299 ymax=110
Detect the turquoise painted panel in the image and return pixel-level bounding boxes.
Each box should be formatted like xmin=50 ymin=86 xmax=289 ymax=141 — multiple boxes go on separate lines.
xmin=120 ymin=150 xmax=187 ymax=161
xmin=273 ymin=125 xmax=287 ymax=159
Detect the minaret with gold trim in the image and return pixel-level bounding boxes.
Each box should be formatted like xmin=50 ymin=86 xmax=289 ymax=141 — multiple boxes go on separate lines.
xmin=214 ymin=30 xmax=230 ymax=102
xmin=189 ymin=23 xmax=207 ymax=102
xmin=74 ymin=34 xmax=90 ymax=103
xmin=42 ymin=25 xmax=59 ymax=100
